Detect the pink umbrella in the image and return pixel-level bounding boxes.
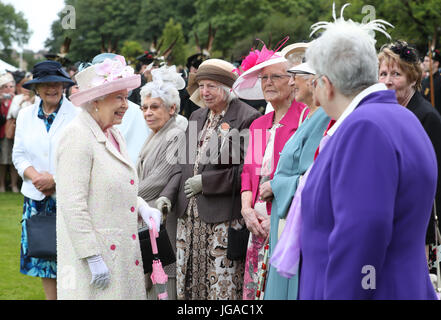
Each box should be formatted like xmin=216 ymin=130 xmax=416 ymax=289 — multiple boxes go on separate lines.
xmin=149 ymin=217 xmax=168 ymax=300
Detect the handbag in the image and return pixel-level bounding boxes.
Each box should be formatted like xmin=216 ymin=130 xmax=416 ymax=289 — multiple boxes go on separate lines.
xmin=138 ymin=210 xmax=176 ymax=274
xmin=5 ymin=118 xmax=16 ymax=140
xmin=24 ymin=198 xmax=56 ymax=260
xmin=227 ymin=165 xmax=250 ymax=261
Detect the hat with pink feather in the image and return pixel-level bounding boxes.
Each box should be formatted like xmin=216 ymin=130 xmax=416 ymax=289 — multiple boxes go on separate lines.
xmin=232 ymin=37 xmax=290 ymax=100
xmin=70 ymin=55 xmax=140 ymax=106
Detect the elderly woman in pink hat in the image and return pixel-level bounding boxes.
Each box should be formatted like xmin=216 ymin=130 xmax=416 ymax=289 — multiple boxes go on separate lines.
xmin=55 ymin=55 xmax=161 ymax=300
xmin=232 ymin=41 xmax=307 ymax=299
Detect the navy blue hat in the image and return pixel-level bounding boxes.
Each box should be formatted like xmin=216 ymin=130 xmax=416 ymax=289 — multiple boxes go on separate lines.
xmin=22 ymin=60 xmax=75 ymax=90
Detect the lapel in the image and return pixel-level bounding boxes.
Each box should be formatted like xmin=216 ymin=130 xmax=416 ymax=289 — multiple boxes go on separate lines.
xmin=80 ymin=111 xmax=134 ymax=170
xmin=48 ymin=97 xmax=68 ymax=138
xmin=196 ymin=101 xmax=239 ymax=172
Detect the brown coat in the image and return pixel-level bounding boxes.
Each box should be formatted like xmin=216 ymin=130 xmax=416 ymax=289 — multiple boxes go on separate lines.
xmin=160 ymin=99 xmax=261 ymax=224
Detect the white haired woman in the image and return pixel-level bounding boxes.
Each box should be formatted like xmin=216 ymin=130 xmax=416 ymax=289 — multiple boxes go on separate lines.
xmin=298 ymin=4 xmax=437 ymax=299
xmin=157 ymin=59 xmax=261 ymax=300
xmin=137 ymin=65 xmax=187 ymax=299
xmin=55 ymin=55 xmax=161 ymax=300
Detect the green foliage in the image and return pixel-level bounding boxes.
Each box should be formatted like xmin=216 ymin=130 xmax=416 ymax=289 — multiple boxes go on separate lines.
xmin=0 ymin=2 xmax=30 ymax=50
xmin=44 ymin=0 xmax=441 ymax=64
xmin=0 ymin=193 xmax=45 ymax=300
xmin=0 ymin=2 xmax=30 ymax=67
xmin=159 ymin=18 xmax=187 ymax=66
xmin=120 ymin=40 xmax=144 ymax=67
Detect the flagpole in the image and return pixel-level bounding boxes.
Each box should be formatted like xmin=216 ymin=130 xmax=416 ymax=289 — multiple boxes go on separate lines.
xmin=429 ymin=41 xmax=435 ymax=107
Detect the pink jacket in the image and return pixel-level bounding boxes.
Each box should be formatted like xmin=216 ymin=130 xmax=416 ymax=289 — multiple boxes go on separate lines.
xmin=241 ymin=100 xmax=307 ymax=210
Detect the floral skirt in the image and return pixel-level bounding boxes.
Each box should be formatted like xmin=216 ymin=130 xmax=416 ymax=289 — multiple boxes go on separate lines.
xmin=20 ymin=196 xmax=57 ymax=278
xmin=242 ymin=233 xmax=266 ymax=299
xmin=176 ymin=203 xmax=245 ymax=300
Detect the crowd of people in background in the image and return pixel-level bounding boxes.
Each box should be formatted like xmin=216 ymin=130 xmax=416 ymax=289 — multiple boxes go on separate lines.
xmin=2 ymin=3 xmax=441 ymax=300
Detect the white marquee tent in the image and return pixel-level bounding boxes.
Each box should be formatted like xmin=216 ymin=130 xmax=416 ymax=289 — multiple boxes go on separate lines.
xmin=0 ymin=59 xmax=18 ymax=72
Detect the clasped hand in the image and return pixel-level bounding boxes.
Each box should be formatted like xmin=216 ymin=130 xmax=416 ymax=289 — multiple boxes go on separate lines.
xmin=241 ymin=207 xmax=270 ymax=240
xmin=138 ymin=198 xmax=162 ymax=230
xmin=32 ymin=171 xmax=55 ymax=196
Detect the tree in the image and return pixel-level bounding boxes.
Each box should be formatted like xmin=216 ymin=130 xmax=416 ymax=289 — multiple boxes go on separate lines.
xmin=120 ymin=40 xmax=144 ymax=66
xmin=159 ymin=18 xmax=187 ymax=67
xmin=0 ymin=2 xmax=30 ymax=50
xmin=0 ymin=2 xmax=30 ymax=66
xmin=46 ymin=0 xmax=143 ymax=62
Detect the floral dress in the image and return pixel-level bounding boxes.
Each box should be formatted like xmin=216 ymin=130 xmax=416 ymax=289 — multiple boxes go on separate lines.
xmin=176 ymin=108 xmax=245 ymax=300
xmin=20 ymin=102 xmax=60 ymax=278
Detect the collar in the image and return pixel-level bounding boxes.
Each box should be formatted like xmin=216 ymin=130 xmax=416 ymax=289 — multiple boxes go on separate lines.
xmin=37 ymin=97 xmax=63 ymax=119
xmin=327 ymin=83 xmax=387 ymax=136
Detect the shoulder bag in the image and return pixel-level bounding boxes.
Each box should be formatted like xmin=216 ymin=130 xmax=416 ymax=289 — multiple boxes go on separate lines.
xmin=227 ymin=165 xmax=250 ymax=261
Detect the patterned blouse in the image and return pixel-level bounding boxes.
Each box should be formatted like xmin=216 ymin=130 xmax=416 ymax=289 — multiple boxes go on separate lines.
xmin=37 ymin=98 xmax=63 ymax=132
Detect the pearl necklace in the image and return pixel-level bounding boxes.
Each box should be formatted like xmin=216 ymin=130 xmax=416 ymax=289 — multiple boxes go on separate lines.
xmin=42 ymin=108 xmax=54 ymax=117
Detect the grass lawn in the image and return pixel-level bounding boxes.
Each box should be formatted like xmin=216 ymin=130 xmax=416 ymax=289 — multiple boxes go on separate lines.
xmin=0 ymin=192 xmax=45 ymax=300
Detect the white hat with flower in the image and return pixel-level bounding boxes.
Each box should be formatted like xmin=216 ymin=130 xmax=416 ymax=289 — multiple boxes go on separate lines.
xmin=232 ymin=38 xmax=290 ymax=100
xmin=70 ymin=55 xmax=140 ymax=106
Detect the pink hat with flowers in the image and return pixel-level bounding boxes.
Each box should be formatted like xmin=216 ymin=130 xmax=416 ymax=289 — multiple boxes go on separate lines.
xmin=232 ymin=37 xmax=290 ymax=100
xmin=70 ymin=55 xmax=140 ymax=106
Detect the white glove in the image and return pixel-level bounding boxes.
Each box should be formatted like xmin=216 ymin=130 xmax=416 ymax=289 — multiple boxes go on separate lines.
xmin=184 ymin=174 xmax=202 ymax=198
xmin=139 ymin=199 xmax=162 ymax=230
xmin=86 ymin=255 xmax=110 ymax=290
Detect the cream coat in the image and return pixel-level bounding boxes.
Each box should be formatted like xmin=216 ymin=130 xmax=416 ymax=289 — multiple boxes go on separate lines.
xmin=56 ymin=111 xmax=146 ymax=300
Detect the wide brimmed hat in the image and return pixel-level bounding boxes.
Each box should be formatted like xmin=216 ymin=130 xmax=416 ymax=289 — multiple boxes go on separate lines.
xmin=187 ymin=58 xmax=237 ymax=108
xmin=232 ymin=50 xmax=287 ymax=100
xmin=281 ymin=42 xmax=310 ymax=60
xmin=288 ymin=62 xmax=316 ymax=75
xmin=22 ymin=60 xmax=74 ymax=90
xmin=70 ymin=55 xmax=140 ymax=106
xmin=0 ymin=72 xmax=14 ymax=87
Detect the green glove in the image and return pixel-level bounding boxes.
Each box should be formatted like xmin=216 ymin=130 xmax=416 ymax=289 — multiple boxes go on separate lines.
xmin=184 ymin=174 xmax=202 ymax=199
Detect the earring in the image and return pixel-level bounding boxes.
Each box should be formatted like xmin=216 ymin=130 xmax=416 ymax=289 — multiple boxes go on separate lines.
xmin=95 ymin=107 xmax=99 ymax=112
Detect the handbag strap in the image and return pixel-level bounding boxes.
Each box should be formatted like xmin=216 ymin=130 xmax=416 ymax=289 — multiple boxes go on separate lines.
xmin=228 ymin=165 xmax=239 ymax=228
xmin=433 ymin=201 xmax=441 ymax=293
xmin=298 ymin=106 xmax=308 ymax=128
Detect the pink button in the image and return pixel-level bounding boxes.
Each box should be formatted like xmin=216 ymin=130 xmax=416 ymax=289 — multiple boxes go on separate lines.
xmin=132 ymin=234 xmax=136 ymax=240
xmin=130 ymin=206 xmax=135 ymax=212
xmin=110 ymin=244 xmax=116 ymax=251
xmin=130 ymin=179 xmax=134 ymax=185
xmin=135 ymin=260 xmax=139 ymax=266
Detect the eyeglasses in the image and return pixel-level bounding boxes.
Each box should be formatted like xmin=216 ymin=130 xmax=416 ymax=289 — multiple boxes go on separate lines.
xmin=311 ymin=75 xmax=324 ymax=88
xmin=258 ymin=74 xmax=292 ymax=82
xmin=140 ymin=103 xmax=164 ymax=112
xmin=291 ymin=73 xmax=312 ymax=81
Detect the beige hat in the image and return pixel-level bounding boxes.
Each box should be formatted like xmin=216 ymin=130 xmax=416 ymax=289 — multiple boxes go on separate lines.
xmin=0 ymin=72 xmax=14 ymax=87
xmin=281 ymin=42 xmax=310 ymax=61
xmin=187 ymin=58 xmax=237 ymax=108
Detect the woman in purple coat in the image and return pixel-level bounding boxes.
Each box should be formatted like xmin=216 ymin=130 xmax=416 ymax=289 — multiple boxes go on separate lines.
xmin=298 ymin=4 xmax=438 ymax=299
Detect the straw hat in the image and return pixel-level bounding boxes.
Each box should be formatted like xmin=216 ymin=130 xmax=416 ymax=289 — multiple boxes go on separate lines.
xmin=69 ymin=55 xmax=140 ymax=106
xmin=0 ymin=72 xmax=14 ymax=87
xmin=281 ymin=42 xmax=310 ymax=60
